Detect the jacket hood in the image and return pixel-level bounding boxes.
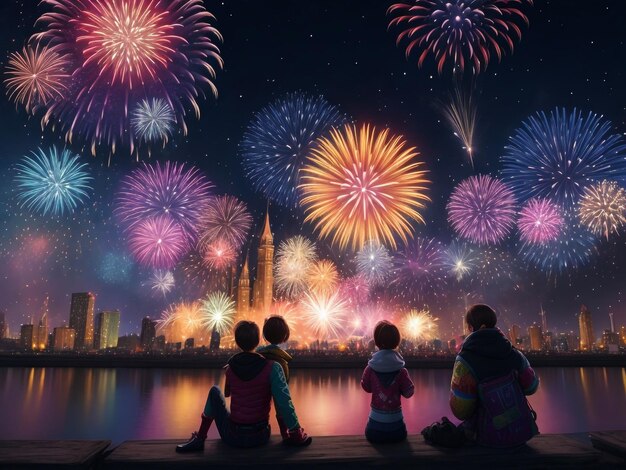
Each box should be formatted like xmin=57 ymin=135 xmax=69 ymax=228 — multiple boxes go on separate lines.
xmin=368 ymin=349 xmax=405 ymax=373
xmin=461 ymin=328 xmax=512 ymax=359
xmin=227 ymin=352 xmax=268 ymax=381
xmin=256 ymin=344 xmax=292 ymax=362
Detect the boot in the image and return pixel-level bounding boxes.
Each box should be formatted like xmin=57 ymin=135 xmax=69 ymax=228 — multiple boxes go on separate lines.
xmin=277 ymin=415 xmax=289 ymax=440
xmin=284 ymin=427 xmax=313 ymax=447
xmin=175 ymin=414 xmax=213 ymax=453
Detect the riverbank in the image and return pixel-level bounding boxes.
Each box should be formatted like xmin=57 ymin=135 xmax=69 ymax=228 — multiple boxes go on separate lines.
xmin=0 ymin=352 xmax=624 ymax=369
xmin=1 ymin=432 xmax=624 ymax=469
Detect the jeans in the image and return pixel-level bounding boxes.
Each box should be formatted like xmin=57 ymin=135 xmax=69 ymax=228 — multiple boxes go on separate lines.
xmin=203 ymin=385 xmax=271 ymax=448
xmin=365 ymin=418 xmax=407 ymax=444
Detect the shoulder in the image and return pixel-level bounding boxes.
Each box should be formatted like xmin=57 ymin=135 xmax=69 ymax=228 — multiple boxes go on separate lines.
xmin=453 ymin=355 xmax=476 ymax=379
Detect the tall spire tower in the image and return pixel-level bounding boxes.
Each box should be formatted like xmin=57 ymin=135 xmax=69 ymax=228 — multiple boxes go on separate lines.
xmin=236 ymin=254 xmax=251 ymax=321
xmin=578 ymin=304 xmax=594 ymax=351
xmin=252 ymin=208 xmax=274 ymax=316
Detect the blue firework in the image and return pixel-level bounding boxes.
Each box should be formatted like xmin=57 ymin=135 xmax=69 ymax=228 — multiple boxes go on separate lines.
xmin=355 ymin=240 xmax=393 ymax=286
xmin=392 ymin=237 xmax=447 ymax=302
xmin=519 ymin=212 xmax=598 ymax=274
xmin=240 ymin=92 xmax=347 ymax=207
xmin=501 ymin=108 xmax=626 ymax=207
xmin=131 ymin=98 xmax=176 ymax=143
xmin=15 ymin=147 xmax=92 ymax=216
xmin=98 ymin=252 xmax=133 ymax=284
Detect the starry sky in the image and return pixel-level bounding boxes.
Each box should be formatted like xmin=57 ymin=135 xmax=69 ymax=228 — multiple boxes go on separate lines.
xmin=0 ymin=0 xmax=625 ymax=339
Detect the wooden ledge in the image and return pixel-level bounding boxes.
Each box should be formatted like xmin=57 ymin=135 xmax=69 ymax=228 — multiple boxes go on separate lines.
xmin=0 ymin=440 xmax=111 ymax=469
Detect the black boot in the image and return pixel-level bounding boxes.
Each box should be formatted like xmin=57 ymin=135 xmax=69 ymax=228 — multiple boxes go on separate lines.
xmin=176 ymin=432 xmax=205 ymax=453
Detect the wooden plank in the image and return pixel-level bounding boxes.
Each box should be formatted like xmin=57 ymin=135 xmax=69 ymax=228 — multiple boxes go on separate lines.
xmin=104 ymin=434 xmax=602 ymax=469
xmin=589 ymin=430 xmax=626 ymax=460
xmin=0 ymin=440 xmax=110 ymax=469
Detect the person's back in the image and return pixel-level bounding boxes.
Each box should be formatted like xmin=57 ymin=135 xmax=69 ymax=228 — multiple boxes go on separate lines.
xmin=361 ymin=320 xmax=414 ymax=443
xmin=450 ymin=305 xmax=539 ymax=447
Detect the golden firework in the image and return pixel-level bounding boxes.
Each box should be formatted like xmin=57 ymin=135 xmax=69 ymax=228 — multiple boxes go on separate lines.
xmin=579 ymin=180 xmax=626 ymax=240
xmin=300 ymin=124 xmax=430 ymax=250
xmin=307 ymin=259 xmax=339 ymax=296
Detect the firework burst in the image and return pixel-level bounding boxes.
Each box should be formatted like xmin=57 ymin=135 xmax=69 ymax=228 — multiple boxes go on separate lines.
xmin=441 ymin=86 xmax=477 ymax=165
xmin=131 ymin=98 xmax=176 ymax=143
xmin=5 ymin=43 xmax=69 ymax=113
xmin=388 ymin=0 xmax=533 ymax=74
xmin=347 ymin=301 xmax=394 ymax=340
xmin=356 ymin=240 xmax=393 ymax=286
xmin=300 ymin=290 xmax=348 ymax=340
xmin=200 ymin=292 xmax=236 ymax=335
xmin=241 ymin=92 xmax=347 ymax=207
xmin=447 ymin=175 xmax=517 ymax=245
xmin=275 ymin=236 xmax=318 ymax=298
xmin=149 ymin=270 xmax=175 ymax=296
xmin=127 ymin=215 xmax=186 ymax=269
xmin=33 ymin=0 xmax=223 ymax=155
xmin=339 ymin=275 xmax=371 ymax=309
xmin=517 ymin=198 xmax=564 ymax=244
xmin=307 ymin=259 xmax=339 ymax=296
xmin=198 ymin=195 xmax=252 ymax=252
xmin=300 ymin=124 xmax=431 ymax=250
xmin=392 ymin=237 xmax=447 ymax=301
xmin=15 ymin=147 xmax=92 ymax=216
xmin=98 ymin=252 xmax=133 ymax=284
xmin=400 ymin=309 xmax=439 ymax=344
xmin=157 ymin=300 xmax=206 ymax=344
xmin=200 ymin=238 xmax=236 ymax=271
xmin=578 ymin=180 xmax=626 ymax=240
xmin=444 ymin=241 xmax=478 ymax=281
xmin=501 ymin=108 xmax=626 ymax=207
xmin=115 ymin=161 xmax=212 ymax=243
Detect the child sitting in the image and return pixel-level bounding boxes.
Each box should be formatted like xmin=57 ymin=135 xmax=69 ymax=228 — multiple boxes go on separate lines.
xmin=257 ymin=315 xmax=293 ymax=440
xmin=176 ymin=320 xmax=312 ymax=451
xmin=361 ymin=320 xmax=415 ymax=443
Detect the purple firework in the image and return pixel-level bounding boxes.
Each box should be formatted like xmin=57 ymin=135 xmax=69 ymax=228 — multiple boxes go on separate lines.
xmin=392 ymin=237 xmax=447 ymax=302
xmin=517 ymin=198 xmax=564 ymax=244
xmin=128 ymin=216 xmax=186 ymax=269
xmin=198 ymin=195 xmax=252 ymax=252
xmin=115 ymin=161 xmax=212 ymax=244
xmin=339 ymin=275 xmax=371 ymax=308
xmin=447 ymin=175 xmax=516 ymax=245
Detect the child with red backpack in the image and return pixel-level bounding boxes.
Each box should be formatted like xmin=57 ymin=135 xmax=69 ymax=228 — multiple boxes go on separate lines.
xmin=256 ymin=315 xmax=293 ymax=440
xmin=361 ymin=320 xmax=415 ymax=443
xmin=449 ymin=304 xmax=539 ymax=447
xmin=176 ymin=320 xmax=312 ymax=451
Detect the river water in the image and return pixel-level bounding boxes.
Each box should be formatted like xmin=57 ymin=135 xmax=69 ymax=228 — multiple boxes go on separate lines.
xmin=1 ymin=367 xmax=624 ymax=443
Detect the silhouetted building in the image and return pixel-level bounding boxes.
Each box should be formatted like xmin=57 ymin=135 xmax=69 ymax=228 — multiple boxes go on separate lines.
xmin=52 ymin=327 xmax=75 ymax=351
xmin=236 ymin=255 xmax=251 ymax=321
xmin=528 ymin=324 xmax=543 ymax=351
xmin=140 ymin=317 xmax=157 ymax=350
xmin=184 ymin=338 xmax=195 ymax=349
xmin=252 ymin=209 xmax=274 ymax=316
xmin=34 ymin=299 xmax=49 ymax=350
xmin=578 ymin=304 xmax=594 ymax=351
xmin=608 ymin=312 xmax=615 ymax=333
xmin=94 ymin=310 xmax=120 ymax=349
xmin=0 ymin=310 xmax=6 ymax=339
xmin=117 ymin=334 xmax=140 ymax=351
xmin=621 ymin=326 xmax=626 ymax=346
xmin=154 ymin=335 xmax=166 ymax=351
xmin=20 ymin=324 xmax=34 ymax=350
xmin=69 ymin=292 xmax=95 ymax=349
xmin=210 ymin=329 xmax=220 ymax=351
xmin=602 ymin=329 xmax=620 ymax=350
xmin=508 ymin=324 xmax=521 ymax=345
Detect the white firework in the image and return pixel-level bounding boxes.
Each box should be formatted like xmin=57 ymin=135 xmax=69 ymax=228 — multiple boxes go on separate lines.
xmin=131 ymin=98 xmax=176 ymax=143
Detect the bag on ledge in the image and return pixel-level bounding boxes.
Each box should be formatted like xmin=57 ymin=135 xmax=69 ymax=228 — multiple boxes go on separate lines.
xmin=421 ymin=416 xmax=465 ymax=448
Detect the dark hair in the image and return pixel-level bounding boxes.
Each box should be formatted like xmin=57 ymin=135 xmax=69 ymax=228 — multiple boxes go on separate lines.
xmin=234 ymin=321 xmax=260 ymax=351
xmin=465 ymin=304 xmax=497 ymax=332
xmin=373 ymin=320 xmax=401 ymax=350
xmin=263 ymin=315 xmax=290 ymax=344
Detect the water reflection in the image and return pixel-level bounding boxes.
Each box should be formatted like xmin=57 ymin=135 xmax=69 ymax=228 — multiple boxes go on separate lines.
xmin=1 ymin=367 xmax=624 ymax=443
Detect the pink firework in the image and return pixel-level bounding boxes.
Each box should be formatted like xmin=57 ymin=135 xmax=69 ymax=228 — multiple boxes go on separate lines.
xmin=339 ymin=275 xmax=371 ymax=308
xmin=115 ymin=161 xmax=212 ymax=244
xmin=388 ymin=0 xmax=533 ymax=75
xmin=33 ymin=0 xmax=223 ymax=154
xmin=5 ymin=43 xmax=69 ymax=113
xmin=347 ymin=302 xmax=394 ymax=340
xmin=128 ymin=215 xmax=186 ymax=269
xmin=518 ymin=198 xmax=564 ymax=244
xmin=447 ymin=175 xmax=516 ymax=245
xmin=198 ymin=195 xmax=252 ymax=252
xmin=201 ymin=238 xmax=236 ymax=271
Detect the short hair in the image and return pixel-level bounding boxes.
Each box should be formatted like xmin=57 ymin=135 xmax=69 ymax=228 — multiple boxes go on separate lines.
xmin=373 ymin=320 xmax=401 ymax=350
xmin=234 ymin=321 xmax=260 ymax=351
xmin=465 ymin=304 xmax=497 ymax=332
xmin=263 ymin=315 xmax=290 ymax=344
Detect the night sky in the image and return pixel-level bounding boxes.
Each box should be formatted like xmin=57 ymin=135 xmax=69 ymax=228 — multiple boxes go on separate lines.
xmin=1 ymin=0 xmax=625 ymax=339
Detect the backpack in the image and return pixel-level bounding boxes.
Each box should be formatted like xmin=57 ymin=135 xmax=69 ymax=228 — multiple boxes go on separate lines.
xmin=476 ymin=370 xmax=539 ymax=448
xmin=421 ymin=416 xmax=465 ymax=448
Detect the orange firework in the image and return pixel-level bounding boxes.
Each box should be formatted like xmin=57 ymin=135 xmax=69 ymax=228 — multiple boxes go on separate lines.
xmin=5 ymin=43 xmax=69 ymax=113
xmin=300 ymin=124 xmax=430 ymax=250
xmin=307 ymin=259 xmax=339 ymax=295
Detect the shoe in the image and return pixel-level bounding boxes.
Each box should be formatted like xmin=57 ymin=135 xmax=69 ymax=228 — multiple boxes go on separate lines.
xmin=283 ymin=427 xmax=312 ymax=447
xmin=176 ymin=432 xmax=205 ymax=453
